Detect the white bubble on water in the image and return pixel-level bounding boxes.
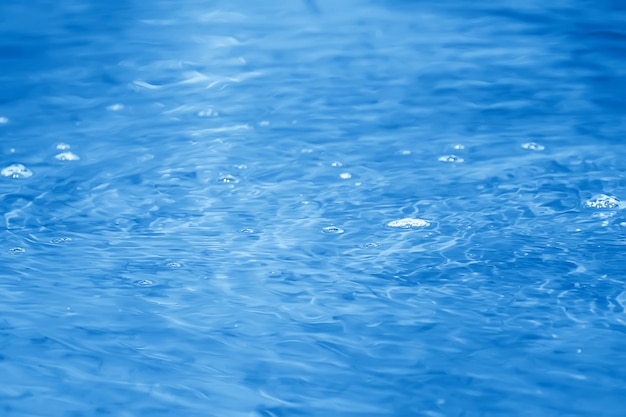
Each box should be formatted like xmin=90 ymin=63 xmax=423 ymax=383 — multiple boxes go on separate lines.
xmin=331 ymin=161 xmax=343 ymax=167
xmin=387 ymin=218 xmax=430 ymax=228
xmin=521 ymin=142 xmax=545 ymax=151
xmin=438 ymin=155 xmax=464 ymax=163
xmin=56 ymin=143 xmax=71 ymax=150
xmin=8 ymin=247 xmax=25 ymax=254
xmin=1 ymin=164 xmax=33 ymax=178
xmin=322 ymin=225 xmax=344 ymax=234
xmin=585 ymin=194 xmax=624 ymax=209
xmin=166 ymin=262 xmax=182 ymax=268
xmin=339 ymin=172 xmax=352 ymax=179
xmin=453 ymin=144 xmax=465 ymax=150
xmin=55 ymin=152 xmax=80 ymax=161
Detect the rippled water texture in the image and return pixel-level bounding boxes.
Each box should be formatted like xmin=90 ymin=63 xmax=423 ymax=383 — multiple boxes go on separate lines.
xmin=1 ymin=1 xmax=626 ymax=416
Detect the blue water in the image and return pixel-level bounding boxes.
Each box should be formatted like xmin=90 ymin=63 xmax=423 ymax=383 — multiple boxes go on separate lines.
xmin=1 ymin=1 xmax=626 ymax=416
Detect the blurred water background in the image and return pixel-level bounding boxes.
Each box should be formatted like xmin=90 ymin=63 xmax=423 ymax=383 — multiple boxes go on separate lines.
xmin=1 ymin=0 xmax=626 ymax=416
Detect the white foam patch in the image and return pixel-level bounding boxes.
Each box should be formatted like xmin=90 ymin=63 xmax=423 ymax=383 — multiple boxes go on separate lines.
xmin=1 ymin=164 xmax=33 ymax=178
xmin=387 ymin=218 xmax=430 ymax=228
xmin=585 ymin=194 xmax=624 ymax=209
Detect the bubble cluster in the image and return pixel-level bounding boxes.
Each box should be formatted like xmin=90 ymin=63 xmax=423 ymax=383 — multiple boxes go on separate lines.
xmin=322 ymin=225 xmax=344 ymax=234
xmin=438 ymin=155 xmax=464 ymax=163
xmin=1 ymin=164 xmax=33 ymax=178
xmin=387 ymin=218 xmax=430 ymax=228
xmin=585 ymin=194 xmax=623 ymax=209
xmin=521 ymin=142 xmax=545 ymax=151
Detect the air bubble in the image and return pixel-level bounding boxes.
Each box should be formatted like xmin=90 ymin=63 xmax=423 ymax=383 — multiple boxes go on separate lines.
xmin=166 ymin=262 xmax=182 ymax=268
xmin=387 ymin=218 xmax=430 ymax=228
xmin=240 ymin=228 xmax=255 ymax=233
xmin=1 ymin=164 xmax=33 ymax=178
xmin=56 ymin=143 xmax=71 ymax=150
xmin=521 ymin=142 xmax=545 ymax=151
xmin=50 ymin=237 xmax=72 ymax=244
xmin=438 ymin=155 xmax=464 ymax=163
xmin=363 ymin=242 xmax=380 ymax=248
xmin=8 ymin=247 xmax=25 ymax=253
xmin=331 ymin=161 xmax=343 ymax=167
xmin=453 ymin=144 xmax=465 ymax=150
xmin=55 ymin=152 xmax=80 ymax=161
xmin=322 ymin=225 xmax=344 ymax=234
xmin=339 ymin=172 xmax=352 ymax=179
xmin=135 ymin=279 xmax=155 ymax=287
xmin=218 ymin=174 xmax=238 ymax=183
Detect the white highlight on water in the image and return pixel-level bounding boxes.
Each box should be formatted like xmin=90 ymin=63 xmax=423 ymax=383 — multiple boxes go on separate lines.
xmin=107 ymin=103 xmax=125 ymax=111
